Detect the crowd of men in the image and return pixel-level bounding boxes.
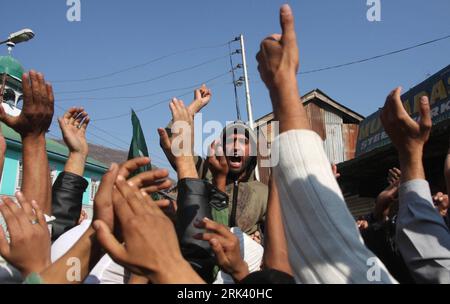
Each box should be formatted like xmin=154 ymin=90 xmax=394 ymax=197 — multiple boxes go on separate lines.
xmin=0 ymin=4 xmax=448 ymax=284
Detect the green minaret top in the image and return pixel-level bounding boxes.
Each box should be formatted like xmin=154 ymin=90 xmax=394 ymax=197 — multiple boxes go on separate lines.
xmin=0 ymin=56 xmax=24 ymax=82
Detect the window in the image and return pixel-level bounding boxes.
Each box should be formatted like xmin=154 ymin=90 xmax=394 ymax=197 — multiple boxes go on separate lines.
xmin=90 ymin=178 xmax=100 ymax=203
xmin=15 ymin=160 xmax=23 ymax=192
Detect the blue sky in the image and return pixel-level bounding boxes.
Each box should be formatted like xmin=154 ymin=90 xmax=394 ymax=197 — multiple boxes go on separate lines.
xmin=1 ymin=0 xmax=449 ymax=175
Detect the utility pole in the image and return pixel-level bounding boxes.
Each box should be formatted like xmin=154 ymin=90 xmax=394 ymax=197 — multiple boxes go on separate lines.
xmin=238 ymin=34 xmax=260 ymax=181
xmin=239 ymin=34 xmax=255 ymax=131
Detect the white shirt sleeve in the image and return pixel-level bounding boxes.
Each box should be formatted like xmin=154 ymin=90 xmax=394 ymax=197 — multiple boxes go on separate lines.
xmin=272 ymin=129 xmax=396 ymax=284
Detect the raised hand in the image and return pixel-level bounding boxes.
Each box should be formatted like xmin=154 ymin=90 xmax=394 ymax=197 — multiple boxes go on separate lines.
xmin=207 ymin=140 xmax=228 ymax=192
xmin=188 ymin=84 xmax=212 ymax=116
xmin=0 ymin=192 xmax=51 ymax=277
xmin=158 ymin=98 xmax=197 ymax=179
xmin=0 ymin=71 xmax=54 ymax=139
xmin=58 ymin=107 xmax=90 ymax=155
xmin=256 ymin=4 xmax=309 ymax=132
xmin=194 ymin=218 xmax=249 ymax=282
xmin=93 ymin=176 xmax=203 ymax=284
xmin=256 ymin=4 xmax=299 ymax=90
xmin=380 ymin=88 xmax=432 ymax=181
xmin=94 ymin=158 xmax=173 ymax=233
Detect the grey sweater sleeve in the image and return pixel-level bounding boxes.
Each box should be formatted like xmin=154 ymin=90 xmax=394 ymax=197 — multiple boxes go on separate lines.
xmin=397 ymin=179 xmax=450 ymax=283
xmin=272 ymin=130 xmax=396 ymax=284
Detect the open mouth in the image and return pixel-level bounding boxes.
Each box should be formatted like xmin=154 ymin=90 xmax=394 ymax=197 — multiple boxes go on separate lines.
xmin=229 ymin=155 xmax=242 ymax=169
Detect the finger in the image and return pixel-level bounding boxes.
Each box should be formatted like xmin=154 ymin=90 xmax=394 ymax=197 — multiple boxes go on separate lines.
xmin=93 ymin=220 xmax=128 ymax=265
xmin=139 ymin=191 xmax=166 ymax=215
xmin=202 ymin=217 xmax=231 ymax=238
xmin=419 ymin=96 xmax=432 ymax=132
xmin=140 ymin=179 xmax=173 ymax=194
xmin=279 ymin=4 xmax=297 ymax=47
xmin=95 ymin=163 xmax=119 ymax=211
xmin=194 ymin=88 xmax=201 ymax=101
xmin=46 ymin=83 xmax=55 ymax=107
xmin=115 ymin=175 xmax=146 ymax=214
xmin=158 ymin=128 xmax=171 ymax=150
xmin=15 ymin=191 xmax=33 ymax=219
xmin=169 ymin=98 xmax=177 ymax=118
xmin=154 ymin=199 xmax=171 ymax=209
xmin=21 ymin=73 xmax=33 ymax=106
xmin=81 ymin=116 xmax=90 ymax=130
xmin=4 ymin=196 xmax=30 ymax=230
xmin=194 ymin=232 xmax=227 ymax=245
xmin=30 ymin=200 xmax=47 ymax=228
xmin=29 ymin=71 xmax=42 ymax=105
xmin=128 ymin=168 xmax=169 ymax=189
xmin=0 ymin=226 xmax=10 ymax=258
xmin=117 ymin=157 xmax=151 ymax=179
xmin=37 ymin=73 xmax=49 ymax=105
xmin=209 ymin=238 xmax=228 ymax=265
xmin=269 ymin=33 xmax=282 ymax=41
xmin=0 ymin=198 xmax=22 ymax=237
xmin=390 ymin=87 xmax=407 ymax=117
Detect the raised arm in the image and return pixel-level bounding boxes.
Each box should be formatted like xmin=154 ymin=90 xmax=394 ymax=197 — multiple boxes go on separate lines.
xmin=51 ymin=107 xmax=91 ymax=241
xmin=255 ymin=4 xmax=395 ymax=283
xmin=262 ymin=176 xmax=293 ymax=275
xmin=380 ymin=88 xmax=450 ymax=283
xmin=58 ymin=107 xmax=90 ymax=176
xmin=0 ymin=71 xmax=54 ymax=214
xmin=159 ymin=85 xmax=211 ymax=170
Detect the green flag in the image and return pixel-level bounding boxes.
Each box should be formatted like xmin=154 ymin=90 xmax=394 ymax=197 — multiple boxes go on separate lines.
xmin=128 ymin=109 xmax=159 ymax=200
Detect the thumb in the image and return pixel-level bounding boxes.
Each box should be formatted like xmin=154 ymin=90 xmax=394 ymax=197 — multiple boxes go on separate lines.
xmin=0 ymin=104 xmax=15 ymax=127
xmin=0 ymin=226 xmax=10 ymax=259
xmin=279 ymin=4 xmax=297 ymax=46
xmin=57 ymin=117 xmax=67 ymax=132
xmin=419 ymin=96 xmax=432 ymax=132
xmin=94 ymin=163 xmax=119 ymax=204
xmin=194 ymin=88 xmax=201 ymax=101
xmin=158 ymin=128 xmax=171 ymax=150
xmin=93 ymin=220 xmax=127 ymax=264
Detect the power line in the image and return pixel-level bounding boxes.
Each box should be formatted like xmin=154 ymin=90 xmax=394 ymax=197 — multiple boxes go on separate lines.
xmin=91 ymin=72 xmax=231 ymax=122
xmin=298 ymin=34 xmax=450 ymax=75
xmin=57 ymin=71 xmax=231 ymax=103
xmin=55 ymin=54 xmax=230 ymax=95
xmin=51 ymin=42 xmax=230 ymax=83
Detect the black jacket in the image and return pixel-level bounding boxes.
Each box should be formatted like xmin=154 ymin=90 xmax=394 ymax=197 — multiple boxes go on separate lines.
xmin=176 ymin=178 xmax=228 ymax=283
xmin=51 ymin=172 xmax=88 ymax=242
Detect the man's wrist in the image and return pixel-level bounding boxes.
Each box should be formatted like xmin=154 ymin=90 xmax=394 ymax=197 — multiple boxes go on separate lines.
xmin=64 ymin=152 xmax=87 ymax=176
xmin=22 ymin=134 xmax=46 ymax=146
xmin=213 ymin=175 xmax=227 ymax=192
xmin=231 ymin=261 xmax=250 ymax=282
xmin=399 ymin=150 xmax=425 ymax=182
xmin=176 ymin=158 xmax=198 ymax=179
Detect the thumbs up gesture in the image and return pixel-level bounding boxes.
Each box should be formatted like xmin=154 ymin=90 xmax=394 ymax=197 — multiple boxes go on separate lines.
xmin=256 ymin=4 xmax=299 ymax=90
